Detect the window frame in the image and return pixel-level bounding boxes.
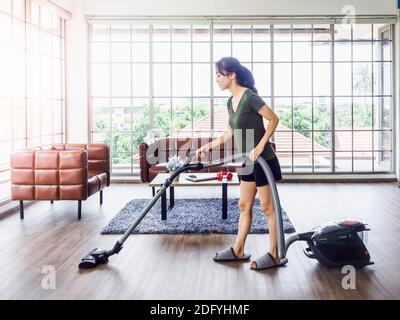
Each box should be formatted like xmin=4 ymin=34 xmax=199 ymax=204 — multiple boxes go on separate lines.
xmin=88 ymin=17 xmax=396 ymax=176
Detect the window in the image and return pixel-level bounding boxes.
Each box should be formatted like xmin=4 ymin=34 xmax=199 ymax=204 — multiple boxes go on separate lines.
xmin=332 ymin=24 xmax=393 ymax=173
xmin=0 ymin=0 xmax=66 ymax=202
xmin=89 ymin=20 xmax=394 ymax=175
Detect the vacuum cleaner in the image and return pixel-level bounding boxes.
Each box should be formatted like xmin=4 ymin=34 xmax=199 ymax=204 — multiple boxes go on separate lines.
xmin=79 ymin=153 xmax=373 ymax=269
xmin=286 ymin=220 xmax=373 ymax=268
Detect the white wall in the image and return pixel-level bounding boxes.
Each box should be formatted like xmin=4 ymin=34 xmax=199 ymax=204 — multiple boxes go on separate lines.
xmin=51 ymin=0 xmax=73 ymax=13
xmin=82 ymin=0 xmax=398 ymax=16
xmin=65 ymin=0 xmax=88 ymax=143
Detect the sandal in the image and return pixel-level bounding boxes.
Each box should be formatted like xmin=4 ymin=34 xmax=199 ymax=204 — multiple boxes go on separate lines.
xmin=250 ymin=252 xmax=288 ymax=270
xmin=213 ymin=247 xmax=251 ymax=262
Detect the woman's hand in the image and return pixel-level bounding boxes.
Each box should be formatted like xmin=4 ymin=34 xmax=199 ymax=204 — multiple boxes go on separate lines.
xmin=195 ymin=145 xmax=209 ymax=160
xmin=249 ymin=143 xmax=265 ymax=161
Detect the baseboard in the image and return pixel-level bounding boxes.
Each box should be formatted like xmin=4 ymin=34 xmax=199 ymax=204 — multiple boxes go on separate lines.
xmin=111 ymin=176 xmax=141 ymax=183
xmin=0 ymin=200 xmax=35 ymax=219
xmin=279 ymin=173 xmax=398 ymax=183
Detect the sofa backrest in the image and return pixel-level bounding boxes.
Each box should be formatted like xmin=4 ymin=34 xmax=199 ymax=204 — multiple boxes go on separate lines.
xmin=148 ymin=137 xmax=238 ymax=164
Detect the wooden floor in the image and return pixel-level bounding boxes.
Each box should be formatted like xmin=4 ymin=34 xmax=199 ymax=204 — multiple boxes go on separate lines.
xmin=0 ymin=181 xmax=399 ymax=300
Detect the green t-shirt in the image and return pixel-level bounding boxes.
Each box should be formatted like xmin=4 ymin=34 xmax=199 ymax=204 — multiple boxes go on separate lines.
xmin=228 ymin=89 xmax=276 ymax=160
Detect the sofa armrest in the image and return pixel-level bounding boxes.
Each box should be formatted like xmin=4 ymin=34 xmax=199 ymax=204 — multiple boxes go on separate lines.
xmin=86 ymin=143 xmax=110 ymax=186
xmin=139 ymin=142 xmax=150 ymax=182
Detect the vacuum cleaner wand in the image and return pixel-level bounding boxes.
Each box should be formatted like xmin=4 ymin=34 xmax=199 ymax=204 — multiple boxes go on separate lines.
xmin=78 ymin=153 xmax=286 ymax=269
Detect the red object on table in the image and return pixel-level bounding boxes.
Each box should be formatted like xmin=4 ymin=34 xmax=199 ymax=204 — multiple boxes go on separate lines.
xmin=216 ymin=171 xmax=233 ymax=181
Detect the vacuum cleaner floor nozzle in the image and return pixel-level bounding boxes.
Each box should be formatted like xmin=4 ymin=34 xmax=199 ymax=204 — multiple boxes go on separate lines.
xmin=78 ymin=248 xmax=109 ymax=269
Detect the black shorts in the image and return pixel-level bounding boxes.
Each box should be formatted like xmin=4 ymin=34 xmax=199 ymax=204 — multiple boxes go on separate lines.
xmin=238 ymin=156 xmax=282 ymax=187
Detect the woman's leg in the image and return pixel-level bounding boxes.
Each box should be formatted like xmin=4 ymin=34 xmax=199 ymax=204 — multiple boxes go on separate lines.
xmin=250 ymin=185 xmax=279 ymax=268
xmin=232 ymin=181 xmax=257 ymax=257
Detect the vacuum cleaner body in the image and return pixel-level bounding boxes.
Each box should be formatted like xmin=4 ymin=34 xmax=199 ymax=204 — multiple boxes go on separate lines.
xmin=301 ymin=220 xmax=373 ymax=268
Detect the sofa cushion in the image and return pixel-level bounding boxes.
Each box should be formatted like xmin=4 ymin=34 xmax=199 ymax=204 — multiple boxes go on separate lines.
xmin=206 ymin=165 xmax=236 ymax=173
xmin=149 ymin=163 xmax=168 ymax=174
xmin=11 ymin=185 xmax=34 ymax=200
xmin=59 ymin=150 xmax=87 ymax=169
xmin=35 ymin=185 xmax=59 ymax=200
xmin=35 ymin=169 xmax=59 ymax=185
xmin=59 ymin=185 xmax=86 ymax=200
xmin=11 ymin=169 xmax=34 ymax=185
xmin=35 ymin=151 xmax=59 ymax=169
xmin=60 ymin=168 xmax=86 ymax=185
xmin=11 ymin=150 xmax=35 ymax=169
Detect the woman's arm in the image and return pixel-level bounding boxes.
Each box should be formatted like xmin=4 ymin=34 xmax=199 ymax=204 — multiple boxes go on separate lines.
xmin=258 ymin=105 xmax=279 ymax=146
xmin=249 ymin=105 xmax=279 ymax=161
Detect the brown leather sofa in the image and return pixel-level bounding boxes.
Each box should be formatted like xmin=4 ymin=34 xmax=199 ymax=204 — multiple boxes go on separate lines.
xmin=139 ymin=137 xmax=276 ymax=182
xmin=139 ymin=137 xmax=235 ymax=182
xmin=10 ymin=143 xmax=110 ymax=219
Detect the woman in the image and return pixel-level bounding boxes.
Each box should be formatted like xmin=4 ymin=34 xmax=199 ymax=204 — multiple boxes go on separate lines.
xmin=195 ymin=57 xmax=287 ymax=270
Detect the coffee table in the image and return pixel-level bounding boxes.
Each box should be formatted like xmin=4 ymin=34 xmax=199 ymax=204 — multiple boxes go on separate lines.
xmin=149 ymin=172 xmax=240 ymax=220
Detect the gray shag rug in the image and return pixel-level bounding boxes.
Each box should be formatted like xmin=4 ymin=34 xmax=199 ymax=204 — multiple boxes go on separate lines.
xmin=101 ymin=198 xmax=296 ymax=234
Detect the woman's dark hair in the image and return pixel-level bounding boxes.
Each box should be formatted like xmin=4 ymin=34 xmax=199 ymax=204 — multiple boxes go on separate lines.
xmin=215 ymin=57 xmax=258 ymax=94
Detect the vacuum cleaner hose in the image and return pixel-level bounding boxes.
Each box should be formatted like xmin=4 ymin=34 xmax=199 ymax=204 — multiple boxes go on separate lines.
xmin=255 ymin=157 xmax=286 ymax=260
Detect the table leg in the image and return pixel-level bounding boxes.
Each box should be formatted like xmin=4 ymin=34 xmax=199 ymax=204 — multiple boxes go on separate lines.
xmin=161 ymin=187 xmax=167 ymax=220
xmin=170 ymin=186 xmax=174 ymax=208
xmin=222 ymin=182 xmax=228 ymax=219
